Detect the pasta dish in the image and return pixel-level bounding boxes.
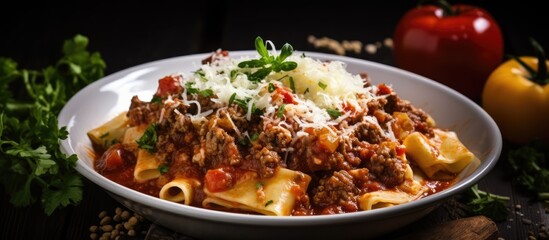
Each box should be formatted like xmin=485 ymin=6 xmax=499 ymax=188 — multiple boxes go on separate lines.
xmin=88 ymin=37 xmax=476 ymax=216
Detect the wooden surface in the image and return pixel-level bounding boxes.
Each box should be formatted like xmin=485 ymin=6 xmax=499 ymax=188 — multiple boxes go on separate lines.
xmin=1 ymin=1 xmax=548 ymax=239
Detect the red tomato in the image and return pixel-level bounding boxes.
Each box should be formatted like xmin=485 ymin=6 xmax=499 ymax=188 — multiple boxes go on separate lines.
xmin=204 ymin=168 xmax=235 ymax=192
xmin=96 ymin=144 xmax=125 ymax=172
xmin=393 ymin=2 xmax=503 ymax=100
xmin=155 ymin=75 xmax=182 ymax=97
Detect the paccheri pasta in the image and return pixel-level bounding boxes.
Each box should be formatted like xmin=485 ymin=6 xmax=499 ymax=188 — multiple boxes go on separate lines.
xmin=88 ymin=37 xmax=477 ymax=216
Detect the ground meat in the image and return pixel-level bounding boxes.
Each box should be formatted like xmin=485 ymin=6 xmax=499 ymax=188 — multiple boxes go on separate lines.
xmin=253 ymin=147 xmax=280 ymax=178
xmin=382 ymin=94 xmax=434 ymax=137
xmin=127 ymin=96 xmax=160 ymax=126
xmin=201 ymin=126 xmax=242 ymax=168
xmin=354 ymin=122 xmax=387 ymax=144
xmin=312 ymin=170 xmax=359 ymax=208
xmin=363 ymin=142 xmax=405 ymax=187
xmin=260 ymin=125 xmax=292 ymax=151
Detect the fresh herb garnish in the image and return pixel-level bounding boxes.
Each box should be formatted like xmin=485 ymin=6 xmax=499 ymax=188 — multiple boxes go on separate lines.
xmin=304 ymin=88 xmax=310 ymax=94
xmin=0 ymin=34 xmax=105 ymax=215
xmin=465 ymin=185 xmax=509 ymax=222
xmin=508 ymin=141 xmax=549 ymax=199
xmin=151 ymin=95 xmax=163 ymax=104
xmin=326 ymin=108 xmax=341 ymax=118
xmin=228 ymin=93 xmax=237 ymax=106
xmin=256 ymin=182 xmax=263 ymax=189
xmin=137 ymin=123 xmax=158 ymax=152
xmin=158 ymin=165 xmax=169 ymax=174
xmin=238 ymin=36 xmax=298 ymax=82
xmin=289 ymin=77 xmax=295 ymax=93
xmin=277 ymin=104 xmax=286 ymax=118
xmin=268 ymin=83 xmax=276 ymax=93
xmin=318 ymin=81 xmax=327 ymax=90
xmin=250 ymin=132 xmax=259 ymax=141
xmin=265 ymin=199 xmax=274 ymax=207
xmin=229 ymin=95 xmax=263 ymax=115
xmin=185 ymin=82 xmax=214 ymax=97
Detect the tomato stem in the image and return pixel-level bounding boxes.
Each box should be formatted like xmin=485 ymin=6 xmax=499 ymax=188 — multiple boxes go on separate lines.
xmin=530 ymin=38 xmax=548 ymax=84
xmin=418 ymin=0 xmax=455 ymax=16
xmin=513 ymin=39 xmax=549 ymax=85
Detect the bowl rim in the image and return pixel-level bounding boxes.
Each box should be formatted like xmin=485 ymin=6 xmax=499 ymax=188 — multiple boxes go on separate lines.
xmin=60 ymin=50 xmax=502 ymax=226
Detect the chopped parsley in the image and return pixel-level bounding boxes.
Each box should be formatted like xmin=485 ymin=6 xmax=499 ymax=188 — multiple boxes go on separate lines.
xmin=277 ymin=104 xmax=286 ymax=118
xmin=250 ymin=132 xmax=259 ymax=141
xmin=158 ymin=165 xmax=169 ymax=174
xmin=265 ymin=200 xmax=274 ymax=207
xmin=318 ymin=81 xmax=327 ymax=90
xmin=136 ymin=123 xmax=158 ymax=152
xmin=185 ymin=82 xmax=214 ymax=97
xmin=268 ymin=82 xmax=276 ymax=93
xmin=150 ymin=95 xmax=163 ymax=104
xmin=289 ymin=77 xmax=295 ymax=93
xmin=326 ymin=108 xmax=341 ymax=118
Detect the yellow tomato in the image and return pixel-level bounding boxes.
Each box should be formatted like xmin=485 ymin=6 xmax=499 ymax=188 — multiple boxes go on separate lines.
xmin=482 ymin=57 xmax=549 ymax=144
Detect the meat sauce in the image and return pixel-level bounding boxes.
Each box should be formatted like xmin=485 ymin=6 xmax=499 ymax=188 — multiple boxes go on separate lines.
xmin=91 ymin=52 xmax=460 ymax=216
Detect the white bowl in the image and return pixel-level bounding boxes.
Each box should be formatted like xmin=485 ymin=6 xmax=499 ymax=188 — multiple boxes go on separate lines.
xmin=59 ymin=51 xmax=502 ymax=240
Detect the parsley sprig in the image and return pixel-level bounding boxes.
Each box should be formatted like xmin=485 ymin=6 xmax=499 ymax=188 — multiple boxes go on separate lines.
xmin=137 ymin=123 xmax=158 ymax=152
xmin=0 ymin=35 xmax=106 ymax=215
xmin=465 ymin=185 xmax=509 ymax=222
xmin=507 ymin=140 xmax=549 ymax=199
xmin=238 ymin=36 xmax=298 ymax=82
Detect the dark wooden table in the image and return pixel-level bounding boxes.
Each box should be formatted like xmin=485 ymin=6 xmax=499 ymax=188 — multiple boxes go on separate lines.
xmin=1 ymin=1 xmax=548 ymax=239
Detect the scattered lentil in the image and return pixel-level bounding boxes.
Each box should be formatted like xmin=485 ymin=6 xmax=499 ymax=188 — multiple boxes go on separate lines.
xmin=516 ymin=204 xmax=522 ymax=210
xmin=365 ymin=44 xmax=377 ymax=54
xmin=98 ymin=211 xmax=107 ymax=219
xmin=99 ymin=216 xmax=111 ymax=226
xmin=383 ymin=38 xmax=394 ymax=48
xmin=88 ymin=207 xmax=148 ymax=240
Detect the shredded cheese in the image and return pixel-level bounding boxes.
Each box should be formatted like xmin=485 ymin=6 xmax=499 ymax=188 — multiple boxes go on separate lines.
xmin=175 ymin=51 xmax=392 ymax=145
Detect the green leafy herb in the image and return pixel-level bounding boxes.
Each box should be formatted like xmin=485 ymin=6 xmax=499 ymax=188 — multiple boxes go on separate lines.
xmin=318 ymin=81 xmax=327 ymax=90
xmin=0 ymin=34 xmax=105 ymax=215
xmin=230 ymin=69 xmax=240 ymax=80
xmin=158 ymin=165 xmax=169 ymax=174
xmin=230 ymin=96 xmax=263 ymax=116
xmin=326 ymin=108 xmax=341 ymax=118
xmin=250 ymin=132 xmax=260 ymax=142
xmin=185 ymin=82 xmax=214 ymax=97
xmin=304 ymin=88 xmax=310 ymax=94
xmin=465 ymin=185 xmax=509 ymax=222
xmin=256 ymin=182 xmax=263 ymax=189
xmin=277 ymin=104 xmax=286 ymax=118
xmin=151 ymin=95 xmax=163 ymax=104
xmin=228 ymin=93 xmax=237 ymax=106
xmin=137 ymin=123 xmax=158 ymax=152
xmin=268 ymin=83 xmax=276 ymax=93
xmin=238 ymin=36 xmax=298 ymax=82
xmin=289 ymin=77 xmax=295 ymax=93
xmin=508 ymin=141 xmax=549 ymax=199
xmin=265 ymin=199 xmax=274 ymax=207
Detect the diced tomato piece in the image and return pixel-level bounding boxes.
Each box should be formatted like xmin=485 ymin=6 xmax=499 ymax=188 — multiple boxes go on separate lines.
xmin=377 ymin=84 xmax=392 ymax=95
xmin=96 ymin=144 xmax=125 ymax=172
xmin=155 ymin=75 xmax=182 ymax=97
xmin=204 ymin=168 xmax=235 ymax=192
xmin=274 ymin=88 xmax=296 ymax=104
xmin=396 ymin=145 xmax=406 ymax=156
